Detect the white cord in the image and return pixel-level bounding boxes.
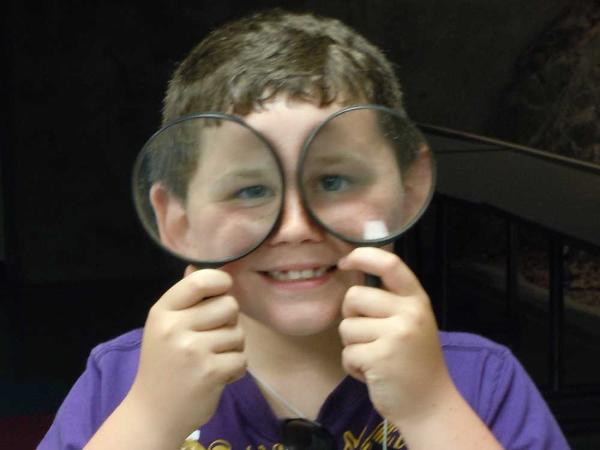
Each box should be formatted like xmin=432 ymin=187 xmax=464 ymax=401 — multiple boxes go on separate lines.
xmin=383 ymin=418 xmax=388 ymax=450
xmin=252 ymin=371 xmax=389 ymax=450
xmin=249 ymin=371 xmax=307 ymax=419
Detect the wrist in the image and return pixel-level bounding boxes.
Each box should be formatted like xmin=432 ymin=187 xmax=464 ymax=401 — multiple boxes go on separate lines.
xmin=389 ymin=375 xmax=459 ymax=429
xmin=84 ymin=390 xmax=187 ymax=450
xmin=118 ymin=388 xmax=190 ymax=449
xmin=390 ymin=381 xmax=502 ymax=449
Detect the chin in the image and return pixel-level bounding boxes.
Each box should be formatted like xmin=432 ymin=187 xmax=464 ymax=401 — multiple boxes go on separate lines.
xmin=275 ymin=315 xmax=341 ymax=337
xmin=247 ymin=301 xmax=342 ymax=337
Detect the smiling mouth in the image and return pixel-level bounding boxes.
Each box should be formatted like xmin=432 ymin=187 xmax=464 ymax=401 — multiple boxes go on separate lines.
xmin=262 ymin=266 xmax=336 ymax=281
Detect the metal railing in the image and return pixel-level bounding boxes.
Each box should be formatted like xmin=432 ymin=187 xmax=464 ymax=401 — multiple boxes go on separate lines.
xmin=409 ymin=125 xmax=600 ymax=434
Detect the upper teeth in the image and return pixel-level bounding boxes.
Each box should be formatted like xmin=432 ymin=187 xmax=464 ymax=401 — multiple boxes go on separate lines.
xmin=268 ymin=267 xmax=328 ymax=281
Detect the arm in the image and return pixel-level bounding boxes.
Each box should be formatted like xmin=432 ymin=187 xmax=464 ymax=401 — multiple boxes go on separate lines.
xmin=85 ymin=268 xmax=246 ymax=450
xmin=390 ymin=381 xmax=503 ymax=449
xmin=338 ymin=248 xmax=502 ymax=449
xmin=38 ymin=267 xmax=246 ymax=450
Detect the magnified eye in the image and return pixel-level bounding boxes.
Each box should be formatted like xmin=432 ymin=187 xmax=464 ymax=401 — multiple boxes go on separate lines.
xmin=235 ymin=184 xmax=272 ymax=200
xmin=319 ymin=175 xmax=350 ymax=192
xmin=223 ymin=181 xmax=281 ymax=209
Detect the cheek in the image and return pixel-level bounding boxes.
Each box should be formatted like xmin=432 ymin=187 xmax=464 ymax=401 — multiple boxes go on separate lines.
xmin=218 ymin=259 xmax=263 ymax=312
xmin=219 ymin=260 xmax=244 ymax=284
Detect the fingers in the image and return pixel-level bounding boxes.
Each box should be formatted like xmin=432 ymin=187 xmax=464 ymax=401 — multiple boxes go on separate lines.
xmin=341 ymin=342 xmax=374 ymax=383
xmin=212 ymin=352 xmax=248 ymax=384
xmin=174 ymin=333 xmax=247 ymax=384
xmin=158 ymin=269 xmax=233 ymax=311
xmin=147 ymin=269 xmax=241 ymax=340
xmin=339 ymin=317 xmax=382 ymax=345
xmin=205 ymin=325 xmax=245 ymax=354
xmin=182 ymin=295 xmax=240 ymax=330
xmin=341 ymin=286 xmax=403 ymax=318
xmin=338 ymin=247 xmax=423 ymax=296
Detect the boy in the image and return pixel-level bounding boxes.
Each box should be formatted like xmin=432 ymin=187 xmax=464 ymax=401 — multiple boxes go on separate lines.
xmin=39 ymin=9 xmax=569 ymax=450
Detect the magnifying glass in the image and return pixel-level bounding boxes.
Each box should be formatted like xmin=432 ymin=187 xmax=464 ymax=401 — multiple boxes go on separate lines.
xmin=132 ymin=113 xmax=284 ymax=267
xmin=133 ymin=106 xmax=434 ymax=275
xmin=298 ymin=104 xmax=435 ymax=285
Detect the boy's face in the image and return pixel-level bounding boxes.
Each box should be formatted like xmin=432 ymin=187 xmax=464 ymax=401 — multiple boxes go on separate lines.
xmin=153 ymin=97 xmax=431 ymax=337
xmin=219 ymin=97 xmax=369 ymax=337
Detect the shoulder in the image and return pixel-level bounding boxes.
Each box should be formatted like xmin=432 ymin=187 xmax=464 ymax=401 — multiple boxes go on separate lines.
xmin=439 ymin=332 xmax=570 ymax=448
xmin=438 ymin=331 xmax=515 ymax=394
xmin=439 ymin=330 xmax=514 ymax=381
xmin=37 ymin=329 xmax=144 ymax=449
xmin=439 ymin=330 xmax=520 ymax=386
xmin=439 ymin=330 xmax=509 ymax=355
xmin=440 ymin=331 xmax=512 ymax=360
xmin=438 ymin=331 xmax=519 ymax=420
xmin=80 ymin=327 xmax=144 ymax=404
xmin=83 ymin=328 xmax=143 ymax=395
xmin=89 ymin=328 xmax=144 ymax=366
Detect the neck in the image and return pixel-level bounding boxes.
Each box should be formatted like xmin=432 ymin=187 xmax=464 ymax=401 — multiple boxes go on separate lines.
xmin=242 ymin=313 xmax=343 ymax=374
xmin=241 ymin=313 xmax=346 ymax=419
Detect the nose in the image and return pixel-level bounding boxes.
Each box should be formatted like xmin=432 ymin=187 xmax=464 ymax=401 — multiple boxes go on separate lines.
xmin=268 ymin=187 xmax=325 ymax=246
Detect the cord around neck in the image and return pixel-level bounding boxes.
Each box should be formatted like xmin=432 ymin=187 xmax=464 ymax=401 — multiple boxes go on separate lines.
xmin=249 ymin=370 xmax=308 ymax=419
xmin=249 ymin=370 xmax=389 ymax=450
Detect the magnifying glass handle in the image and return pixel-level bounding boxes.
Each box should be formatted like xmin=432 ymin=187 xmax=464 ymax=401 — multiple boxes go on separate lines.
xmin=362 ymin=221 xmax=387 ymax=288
xmin=364 ymin=273 xmax=382 ymax=288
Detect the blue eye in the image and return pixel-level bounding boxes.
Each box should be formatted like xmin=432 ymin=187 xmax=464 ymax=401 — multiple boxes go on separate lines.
xmin=319 ymin=175 xmax=350 ymax=192
xmin=235 ymin=185 xmax=271 ymax=200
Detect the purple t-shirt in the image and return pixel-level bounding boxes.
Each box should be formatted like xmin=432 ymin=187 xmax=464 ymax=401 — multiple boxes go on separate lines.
xmin=38 ymin=329 xmax=569 ymax=449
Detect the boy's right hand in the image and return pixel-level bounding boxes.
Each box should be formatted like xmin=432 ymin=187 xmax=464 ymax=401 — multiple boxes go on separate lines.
xmin=125 ymin=266 xmax=246 ymax=443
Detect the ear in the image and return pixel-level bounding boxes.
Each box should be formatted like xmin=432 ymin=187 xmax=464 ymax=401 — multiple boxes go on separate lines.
xmin=402 ymin=144 xmax=434 ymax=220
xmin=149 ymin=183 xmax=190 ymax=255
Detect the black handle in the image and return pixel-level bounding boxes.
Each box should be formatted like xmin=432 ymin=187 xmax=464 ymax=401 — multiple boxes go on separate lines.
xmin=364 ymin=273 xmax=381 ymax=288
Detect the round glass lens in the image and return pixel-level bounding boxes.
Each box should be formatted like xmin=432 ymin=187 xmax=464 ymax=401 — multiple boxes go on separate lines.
xmin=299 ymin=105 xmax=435 ymax=244
xmin=132 ymin=114 xmax=284 ymax=265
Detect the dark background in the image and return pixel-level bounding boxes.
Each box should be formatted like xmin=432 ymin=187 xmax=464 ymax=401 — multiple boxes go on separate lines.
xmin=2 ymin=0 xmax=577 ymax=284
xmin=2 ymin=0 xmax=597 ymax=447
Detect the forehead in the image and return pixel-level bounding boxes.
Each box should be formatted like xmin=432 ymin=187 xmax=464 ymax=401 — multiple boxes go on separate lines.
xmin=239 ymin=97 xmax=390 ymax=166
xmin=241 ymin=98 xmax=346 ymax=163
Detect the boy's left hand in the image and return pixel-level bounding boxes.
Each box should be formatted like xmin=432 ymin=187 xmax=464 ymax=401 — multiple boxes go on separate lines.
xmin=337 ymin=247 xmax=455 ymax=426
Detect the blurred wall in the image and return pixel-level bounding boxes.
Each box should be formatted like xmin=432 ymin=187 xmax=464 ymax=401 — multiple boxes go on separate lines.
xmin=1 ymin=0 xmax=571 ymax=284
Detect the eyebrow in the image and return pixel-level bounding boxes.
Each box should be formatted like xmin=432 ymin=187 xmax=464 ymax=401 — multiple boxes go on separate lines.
xmin=208 ymin=167 xmax=280 ymax=195
xmin=304 ymin=150 xmax=371 ymax=166
xmin=218 ymin=167 xmax=278 ymax=180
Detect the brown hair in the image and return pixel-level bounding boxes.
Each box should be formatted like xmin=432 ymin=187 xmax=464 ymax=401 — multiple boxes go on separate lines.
xmin=162 ymin=9 xmax=406 ymax=123
xmin=136 ymin=9 xmax=422 ymax=218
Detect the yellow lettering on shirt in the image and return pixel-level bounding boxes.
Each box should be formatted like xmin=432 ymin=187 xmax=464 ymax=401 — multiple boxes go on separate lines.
xmin=194 ymin=420 xmax=406 ymax=450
